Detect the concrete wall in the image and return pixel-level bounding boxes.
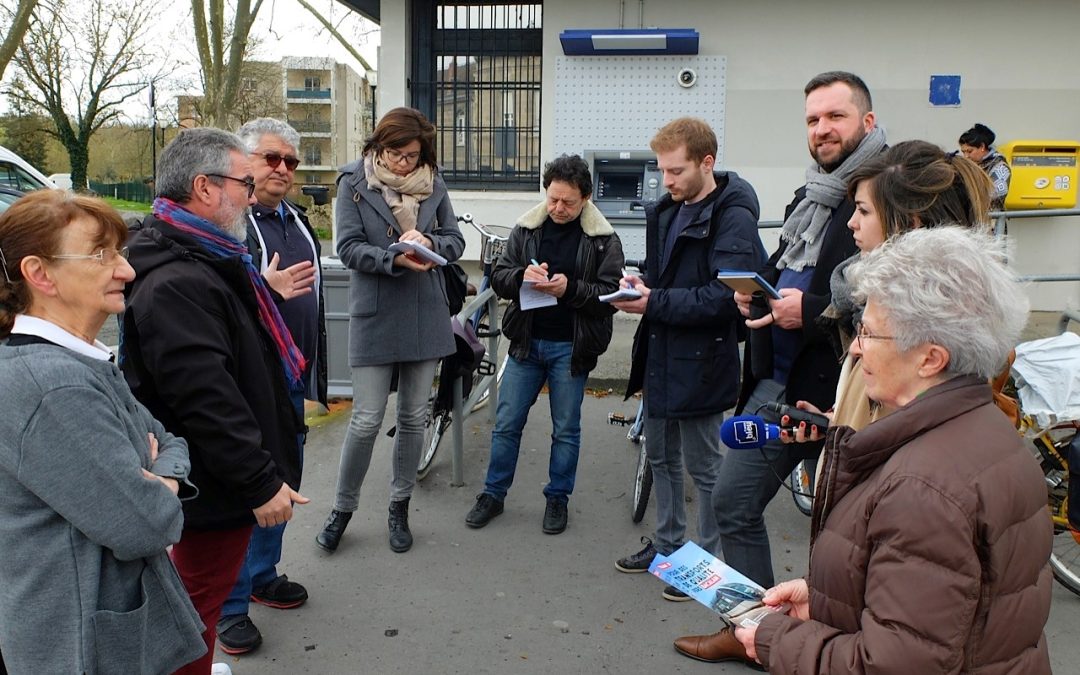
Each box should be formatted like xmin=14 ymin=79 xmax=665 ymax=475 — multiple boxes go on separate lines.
xmin=377 ymin=0 xmax=1080 ymax=310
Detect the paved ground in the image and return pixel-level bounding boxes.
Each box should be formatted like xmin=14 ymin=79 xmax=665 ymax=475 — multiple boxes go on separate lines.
xmin=209 ymin=310 xmax=1080 ymax=674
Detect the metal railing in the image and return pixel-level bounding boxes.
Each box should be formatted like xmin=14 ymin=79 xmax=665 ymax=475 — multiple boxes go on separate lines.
xmin=447 ymin=288 xmax=501 ymax=486
xmin=289 ymin=119 xmax=331 ymax=133
xmin=761 ymin=209 xmax=1080 ymax=284
xmin=286 ymin=88 xmax=332 ymax=99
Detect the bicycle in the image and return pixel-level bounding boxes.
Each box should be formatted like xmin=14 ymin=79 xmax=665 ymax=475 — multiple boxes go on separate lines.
xmin=1013 ymin=310 xmax=1080 ymax=595
xmin=606 ymin=258 xmax=653 ymax=523
xmin=416 ymin=213 xmax=511 ymax=480
xmin=608 ymin=395 xmax=651 ymax=523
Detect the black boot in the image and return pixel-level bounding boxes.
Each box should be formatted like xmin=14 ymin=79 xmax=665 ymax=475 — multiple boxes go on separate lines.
xmin=388 ymin=498 xmax=413 ymax=553
xmin=315 ymin=509 xmax=352 ymax=553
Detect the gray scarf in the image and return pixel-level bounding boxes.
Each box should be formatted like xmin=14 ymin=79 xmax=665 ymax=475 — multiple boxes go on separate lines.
xmin=777 ymin=126 xmax=887 ymax=271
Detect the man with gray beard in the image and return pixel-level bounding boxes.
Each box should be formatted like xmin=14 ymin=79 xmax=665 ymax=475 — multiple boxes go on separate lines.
xmin=120 ymin=127 xmax=308 ymax=674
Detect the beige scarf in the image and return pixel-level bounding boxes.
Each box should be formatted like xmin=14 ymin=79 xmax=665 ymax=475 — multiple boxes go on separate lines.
xmin=364 ymin=153 xmax=434 ymax=233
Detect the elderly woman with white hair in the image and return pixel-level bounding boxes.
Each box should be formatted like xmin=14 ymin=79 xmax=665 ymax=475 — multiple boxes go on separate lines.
xmin=735 ymin=226 xmax=1053 ymax=674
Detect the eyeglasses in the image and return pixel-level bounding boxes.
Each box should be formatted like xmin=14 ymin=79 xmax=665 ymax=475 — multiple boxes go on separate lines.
xmin=253 ymin=151 xmax=300 ymax=171
xmin=206 ymin=174 xmax=256 ymax=198
xmin=855 ymin=321 xmax=895 ymax=350
xmin=384 ymin=148 xmax=421 ymax=164
xmin=48 ymin=247 xmax=130 ymax=266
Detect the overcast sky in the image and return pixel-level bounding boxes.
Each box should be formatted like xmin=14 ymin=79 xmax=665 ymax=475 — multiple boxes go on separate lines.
xmin=1 ymin=0 xmax=380 ymax=120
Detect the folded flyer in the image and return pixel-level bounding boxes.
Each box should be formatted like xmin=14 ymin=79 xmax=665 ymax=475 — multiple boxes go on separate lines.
xmin=388 ymin=241 xmax=448 ymax=267
xmin=648 ymin=541 xmax=787 ymax=628
xmin=599 ymin=287 xmax=643 ymax=303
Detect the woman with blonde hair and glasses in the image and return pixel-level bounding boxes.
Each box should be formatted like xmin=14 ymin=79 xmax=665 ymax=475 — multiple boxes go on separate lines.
xmin=0 ymin=190 xmax=205 ymax=674
xmin=316 ymin=107 xmax=465 ymax=555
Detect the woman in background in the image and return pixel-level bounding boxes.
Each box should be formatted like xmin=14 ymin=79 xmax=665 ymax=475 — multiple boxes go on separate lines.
xmin=959 ymin=122 xmax=1011 ymax=210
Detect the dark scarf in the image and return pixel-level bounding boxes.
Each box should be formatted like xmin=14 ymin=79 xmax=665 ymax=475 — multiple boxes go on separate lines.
xmin=152 ymin=198 xmax=306 ymax=388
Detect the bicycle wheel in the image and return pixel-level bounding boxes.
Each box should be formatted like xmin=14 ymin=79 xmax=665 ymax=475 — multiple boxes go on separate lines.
xmin=417 ymin=362 xmax=449 ymax=480
xmin=791 ymin=460 xmax=814 ymax=517
xmin=631 ymin=438 xmax=652 ymax=523
xmin=1051 ymin=530 xmax=1080 ymax=596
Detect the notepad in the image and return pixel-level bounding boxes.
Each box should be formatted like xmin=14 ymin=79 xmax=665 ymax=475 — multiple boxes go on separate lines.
xmin=388 ymin=241 xmax=448 ymax=267
xmin=715 ymin=270 xmax=782 ymax=299
xmin=599 ymin=288 xmax=643 ymax=303
xmin=520 ymin=279 xmax=558 ymax=310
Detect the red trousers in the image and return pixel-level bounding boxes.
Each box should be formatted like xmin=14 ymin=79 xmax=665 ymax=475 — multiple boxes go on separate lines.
xmin=171 ymin=525 xmax=254 ymax=674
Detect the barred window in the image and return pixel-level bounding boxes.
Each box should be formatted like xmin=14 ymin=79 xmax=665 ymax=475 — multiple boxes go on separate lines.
xmin=413 ymin=1 xmax=542 ymax=189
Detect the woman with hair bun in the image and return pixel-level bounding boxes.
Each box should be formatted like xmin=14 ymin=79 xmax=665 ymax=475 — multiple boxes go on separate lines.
xmin=959 ymin=122 xmax=1011 ymax=210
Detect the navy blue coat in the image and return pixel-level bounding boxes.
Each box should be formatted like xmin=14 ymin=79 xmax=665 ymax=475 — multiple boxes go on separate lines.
xmin=625 ymin=172 xmax=766 ymax=419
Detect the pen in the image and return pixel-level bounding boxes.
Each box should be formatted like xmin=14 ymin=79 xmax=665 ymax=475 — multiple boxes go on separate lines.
xmin=622 ymin=268 xmax=635 ymax=288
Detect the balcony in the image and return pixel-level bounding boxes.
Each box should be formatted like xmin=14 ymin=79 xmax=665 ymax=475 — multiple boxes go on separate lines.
xmin=287 ymin=88 xmax=332 ymax=100
xmin=288 ymin=119 xmax=332 ymax=134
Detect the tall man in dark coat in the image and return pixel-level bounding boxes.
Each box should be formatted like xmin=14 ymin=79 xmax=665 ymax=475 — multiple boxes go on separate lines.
xmin=611 ymin=118 xmax=766 ymax=601
xmin=672 ymin=71 xmax=886 ymax=666
xmin=121 ymin=128 xmax=308 ymax=674
xmin=213 ymin=118 xmax=329 ymax=655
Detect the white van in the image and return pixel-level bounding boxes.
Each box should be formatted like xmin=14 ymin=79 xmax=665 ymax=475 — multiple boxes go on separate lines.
xmin=0 ymin=146 xmax=56 ymax=192
xmin=48 ymin=173 xmax=73 ymax=190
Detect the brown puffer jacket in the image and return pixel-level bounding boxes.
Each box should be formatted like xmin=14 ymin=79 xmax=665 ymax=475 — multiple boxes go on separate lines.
xmin=755 ymin=375 xmax=1052 ymax=674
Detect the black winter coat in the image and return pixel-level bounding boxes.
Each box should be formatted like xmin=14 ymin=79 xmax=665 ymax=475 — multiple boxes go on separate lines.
xmin=494 ymin=200 xmax=624 ymax=377
xmin=626 ymin=172 xmax=766 ymax=419
xmin=736 ymin=187 xmax=859 ymax=438
xmin=121 ymin=215 xmax=302 ymax=531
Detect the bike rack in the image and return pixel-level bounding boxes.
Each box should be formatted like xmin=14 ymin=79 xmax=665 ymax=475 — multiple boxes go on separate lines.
xmin=447 ymin=288 xmax=501 ymax=486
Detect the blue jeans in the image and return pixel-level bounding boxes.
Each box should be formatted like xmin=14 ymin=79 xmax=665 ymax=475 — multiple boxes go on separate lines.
xmin=484 ymin=339 xmax=588 ymax=504
xmin=643 ymin=410 xmax=725 ymax=556
xmin=712 ymin=378 xmax=796 ymax=588
xmin=222 ymin=388 xmax=306 ymax=619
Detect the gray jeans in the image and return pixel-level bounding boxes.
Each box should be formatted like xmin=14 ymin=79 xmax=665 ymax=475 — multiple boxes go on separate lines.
xmin=712 ymin=378 xmax=795 ymax=587
xmin=333 ymin=359 xmax=439 ymax=510
xmin=643 ymin=410 xmax=725 ymax=556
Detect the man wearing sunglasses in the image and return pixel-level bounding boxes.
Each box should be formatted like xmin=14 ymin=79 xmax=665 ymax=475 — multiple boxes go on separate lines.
xmin=208 ymin=118 xmax=327 ymax=656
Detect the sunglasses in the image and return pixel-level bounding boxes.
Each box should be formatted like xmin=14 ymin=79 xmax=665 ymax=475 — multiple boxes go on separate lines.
xmin=254 ymin=151 xmax=300 ymax=171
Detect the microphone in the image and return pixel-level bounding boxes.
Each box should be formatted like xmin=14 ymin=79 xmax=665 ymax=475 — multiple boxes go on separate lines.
xmin=720 ymin=415 xmax=785 ymax=449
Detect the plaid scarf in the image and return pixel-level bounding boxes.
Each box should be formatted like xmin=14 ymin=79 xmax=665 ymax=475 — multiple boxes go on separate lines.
xmin=152 ymin=197 xmax=306 ymax=388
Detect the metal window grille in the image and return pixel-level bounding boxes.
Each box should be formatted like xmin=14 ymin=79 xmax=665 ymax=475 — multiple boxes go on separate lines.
xmin=414 ymin=2 xmax=542 ymax=189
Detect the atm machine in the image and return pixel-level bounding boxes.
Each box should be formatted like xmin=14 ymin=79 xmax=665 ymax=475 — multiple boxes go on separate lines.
xmin=586 ymin=150 xmax=664 ymax=263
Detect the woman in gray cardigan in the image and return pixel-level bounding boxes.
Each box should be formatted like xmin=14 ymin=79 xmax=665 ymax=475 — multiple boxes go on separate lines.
xmin=0 ymin=190 xmax=205 ymax=674
xmin=316 ymin=107 xmax=465 ymax=554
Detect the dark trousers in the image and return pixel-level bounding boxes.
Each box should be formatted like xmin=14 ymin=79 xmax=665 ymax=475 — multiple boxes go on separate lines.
xmin=171 ymin=525 xmax=254 ymax=674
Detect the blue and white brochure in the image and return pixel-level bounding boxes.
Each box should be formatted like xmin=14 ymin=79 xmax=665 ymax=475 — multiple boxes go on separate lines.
xmin=648 ymin=541 xmax=788 ymax=627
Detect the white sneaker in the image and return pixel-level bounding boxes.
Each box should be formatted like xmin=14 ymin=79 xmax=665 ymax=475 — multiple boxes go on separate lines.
xmin=211 ymin=664 xmax=233 ymax=675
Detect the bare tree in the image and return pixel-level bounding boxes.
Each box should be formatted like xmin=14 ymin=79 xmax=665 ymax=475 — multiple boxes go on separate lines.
xmin=8 ymin=0 xmax=160 ymax=190
xmin=0 ymin=0 xmax=39 ymax=81
xmin=191 ymin=0 xmax=265 ymax=127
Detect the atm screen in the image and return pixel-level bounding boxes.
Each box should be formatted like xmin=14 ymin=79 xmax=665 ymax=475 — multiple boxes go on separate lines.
xmin=598 ymin=174 xmax=642 ymax=200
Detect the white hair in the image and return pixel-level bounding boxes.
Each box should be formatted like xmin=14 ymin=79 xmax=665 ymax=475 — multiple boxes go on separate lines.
xmin=848 ymin=226 xmax=1029 ymax=379
xmin=236 ymin=118 xmax=301 ymax=153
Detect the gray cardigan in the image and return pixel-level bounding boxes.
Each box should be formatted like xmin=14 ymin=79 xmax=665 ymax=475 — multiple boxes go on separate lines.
xmin=335 ymin=163 xmax=466 ymax=366
xmin=0 ymin=342 xmax=205 ymax=674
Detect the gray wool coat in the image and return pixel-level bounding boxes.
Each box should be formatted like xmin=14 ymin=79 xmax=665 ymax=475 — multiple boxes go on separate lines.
xmin=335 ymin=161 xmax=465 ymax=366
xmin=0 ymin=341 xmax=205 ymax=674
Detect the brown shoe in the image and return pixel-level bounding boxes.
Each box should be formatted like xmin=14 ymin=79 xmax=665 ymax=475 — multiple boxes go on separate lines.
xmin=673 ymin=627 xmax=763 ymax=670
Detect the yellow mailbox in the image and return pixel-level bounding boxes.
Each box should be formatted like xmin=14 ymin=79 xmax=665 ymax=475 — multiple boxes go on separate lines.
xmin=1000 ymin=140 xmax=1080 ymax=209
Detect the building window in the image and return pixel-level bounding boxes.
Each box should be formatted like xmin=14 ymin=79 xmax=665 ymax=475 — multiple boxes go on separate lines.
xmin=414 ymin=2 xmax=542 ymax=189
xmin=241 ymin=78 xmax=258 ymax=92
xmin=304 ymin=76 xmax=321 ymax=91
xmin=304 ymin=146 xmax=323 ymax=165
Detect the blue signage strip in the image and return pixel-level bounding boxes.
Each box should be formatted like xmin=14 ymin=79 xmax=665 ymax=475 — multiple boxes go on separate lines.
xmin=560 ymin=28 xmax=700 ymax=55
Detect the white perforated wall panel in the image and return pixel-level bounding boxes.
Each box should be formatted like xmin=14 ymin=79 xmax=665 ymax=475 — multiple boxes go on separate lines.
xmin=554 ymin=55 xmax=727 ymax=162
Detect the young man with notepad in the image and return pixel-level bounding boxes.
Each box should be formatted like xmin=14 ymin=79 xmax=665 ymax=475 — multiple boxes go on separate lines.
xmin=610 ymin=117 xmax=766 ymax=602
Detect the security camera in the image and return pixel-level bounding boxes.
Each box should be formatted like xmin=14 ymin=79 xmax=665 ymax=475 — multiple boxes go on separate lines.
xmin=677 ymin=68 xmax=697 ymax=88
